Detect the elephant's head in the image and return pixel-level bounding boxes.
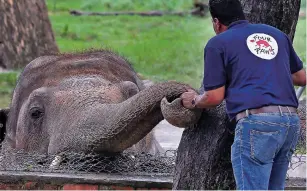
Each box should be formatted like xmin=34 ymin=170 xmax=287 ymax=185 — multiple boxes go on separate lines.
xmin=1 ymin=50 xmax=201 ymax=155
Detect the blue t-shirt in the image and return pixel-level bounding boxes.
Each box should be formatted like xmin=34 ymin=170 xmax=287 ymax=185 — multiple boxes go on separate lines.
xmin=202 ymin=20 xmax=303 ymax=120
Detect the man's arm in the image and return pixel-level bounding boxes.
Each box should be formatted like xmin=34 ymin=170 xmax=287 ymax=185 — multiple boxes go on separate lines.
xmin=285 ymin=35 xmax=306 ymax=86
xmin=292 ymin=68 xmax=306 ymax=86
xmin=194 ymin=86 xmax=225 ymax=108
xmin=180 ymin=86 xmax=225 ymax=109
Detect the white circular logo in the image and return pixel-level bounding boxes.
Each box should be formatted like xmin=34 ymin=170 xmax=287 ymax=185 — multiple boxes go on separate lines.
xmin=246 ymin=33 xmax=278 ymax=60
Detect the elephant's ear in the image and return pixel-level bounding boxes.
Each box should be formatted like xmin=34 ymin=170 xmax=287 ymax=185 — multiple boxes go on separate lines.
xmin=0 ymin=108 xmax=9 ymax=143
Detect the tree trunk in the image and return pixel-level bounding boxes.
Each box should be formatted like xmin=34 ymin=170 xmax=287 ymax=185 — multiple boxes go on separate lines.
xmin=173 ymin=101 xmax=236 ymax=190
xmin=173 ymin=0 xmax=301 ymax=189
xmin=0 ymin=0 xmax=59 ymax=69
xmin=239 ymin=0 xmax=301 ymax=42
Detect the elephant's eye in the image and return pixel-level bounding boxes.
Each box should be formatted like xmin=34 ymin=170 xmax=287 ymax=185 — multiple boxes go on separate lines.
xmin=30 ymin=108 xmax=44 ymax=119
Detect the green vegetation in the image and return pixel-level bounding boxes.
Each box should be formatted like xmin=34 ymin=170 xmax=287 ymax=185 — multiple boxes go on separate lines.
xmin=49 ymin=14 xmax=211 ymax=85
xmin=0 ymin=0 xmax=306 ymax=108
xmin=0 ymin=72 xmax=19 ymax=107
xmin=46 ymin=0 xmax=214 ymax=87
xmin=46 ymin=0 xmax=197 ymax=12
xmin=301 ymin=0 xmax=306 ymax=10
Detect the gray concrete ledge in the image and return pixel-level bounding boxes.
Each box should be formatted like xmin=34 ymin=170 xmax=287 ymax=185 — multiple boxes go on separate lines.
xmin=0 ymin=171 xmax=173 ymax=188
xmin=0 ymin=171 xmax=305 ymax=190
xmin=285 ymin=178 xmax=306 ymax=190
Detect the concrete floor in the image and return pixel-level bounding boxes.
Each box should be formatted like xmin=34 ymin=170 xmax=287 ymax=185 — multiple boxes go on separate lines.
xmin=152 ymin=120 xmax=184 ymax=151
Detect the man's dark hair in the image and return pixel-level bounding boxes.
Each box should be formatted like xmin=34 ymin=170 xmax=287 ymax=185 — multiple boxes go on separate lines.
xmin=209 ymin=0 xmax=246 ymax=26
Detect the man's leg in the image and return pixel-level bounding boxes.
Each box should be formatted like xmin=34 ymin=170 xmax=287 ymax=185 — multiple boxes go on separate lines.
xmin=268 ymin=156 xmax=290 ymax=190
xmin=231 ymin=114 xmax=288 ymax=190
xmin=269 ymin=114 xmax=301 ymax=190
xmin=231 ymin=120 xmax=272 ymax=190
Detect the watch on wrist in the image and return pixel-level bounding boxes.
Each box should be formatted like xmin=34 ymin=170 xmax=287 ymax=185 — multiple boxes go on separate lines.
xmin=191 ymin=96 xmax=197 ymax=108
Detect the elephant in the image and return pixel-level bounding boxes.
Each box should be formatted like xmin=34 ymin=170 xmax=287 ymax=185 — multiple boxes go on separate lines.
xmin=0 ymin=49 xmax=202 ymax=156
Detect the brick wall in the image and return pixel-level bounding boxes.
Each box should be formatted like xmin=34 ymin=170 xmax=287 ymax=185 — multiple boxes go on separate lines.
xmin=0 ymin=182 xmax=169 ymax=190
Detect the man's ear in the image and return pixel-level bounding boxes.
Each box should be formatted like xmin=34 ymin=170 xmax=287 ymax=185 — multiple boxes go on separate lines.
xmin=0 ymin=108 xmax=9 ymax=143
xmin=212 ymin=17 xmax=221 ymax=34
xmin=212 ymin=17 xmax=219 ymax=23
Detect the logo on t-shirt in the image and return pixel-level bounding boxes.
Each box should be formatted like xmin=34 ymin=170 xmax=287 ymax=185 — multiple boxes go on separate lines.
xmin=246 ymin=33 xmax=278 ymax=60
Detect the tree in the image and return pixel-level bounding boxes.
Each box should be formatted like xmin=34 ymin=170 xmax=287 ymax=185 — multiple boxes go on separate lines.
xmin=239 ymin=0 xmax=301 ymax=42
xmin=173 ymin=101 xmax=236 ymax=190
xmin=0 ymin=0 xmax=59 ymax=69
xmin=173 ymin=0 xmax=302 ymax=189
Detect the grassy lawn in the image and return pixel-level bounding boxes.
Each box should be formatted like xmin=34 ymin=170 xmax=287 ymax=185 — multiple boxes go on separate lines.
xmin=0 ymin=0 xmax=306 ymax=108
xmin=46 ymin=0 xmax=214 ymax=87
xmin=49 ymin=15 xmax=211 ymax=85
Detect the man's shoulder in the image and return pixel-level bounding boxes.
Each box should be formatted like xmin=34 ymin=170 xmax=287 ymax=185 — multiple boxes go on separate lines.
xmin=206 ymin=26 xmax=246 ymax=48
xmin=205 ymin=35 xmax=224 ymax=49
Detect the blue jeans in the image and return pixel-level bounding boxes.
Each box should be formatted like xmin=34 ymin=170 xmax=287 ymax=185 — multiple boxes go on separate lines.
xmin=231 ymin=112 xmax=301 ymax=190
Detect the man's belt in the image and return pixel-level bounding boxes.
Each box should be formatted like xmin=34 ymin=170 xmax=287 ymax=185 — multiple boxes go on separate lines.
xmin=235 ymin=105 xmax=297 ymax=122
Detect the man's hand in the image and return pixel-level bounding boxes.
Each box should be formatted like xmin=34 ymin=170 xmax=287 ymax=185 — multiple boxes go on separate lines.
xmin=180 ymin=89 xmax=199 ymax=109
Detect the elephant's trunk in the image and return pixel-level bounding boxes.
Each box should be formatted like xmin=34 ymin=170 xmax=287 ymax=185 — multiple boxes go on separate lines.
xmin=94 ymin=81 xmax=200 ymax=153
xmin=160 ymin=97 xmax=202 ymax=128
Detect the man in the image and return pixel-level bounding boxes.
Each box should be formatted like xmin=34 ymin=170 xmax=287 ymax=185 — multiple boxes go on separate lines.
xmin=180 ymin=0 xmax=306 ymax=190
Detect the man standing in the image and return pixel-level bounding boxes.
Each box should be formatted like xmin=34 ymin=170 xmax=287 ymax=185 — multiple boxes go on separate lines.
xmin=180 ymin=0 xmax=306 ymax=190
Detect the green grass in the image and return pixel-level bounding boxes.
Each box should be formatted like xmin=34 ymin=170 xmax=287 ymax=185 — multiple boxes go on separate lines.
xmin=0 ymin=72 xmax=19 ymax=108
xmin=293 ymin=19 xmax=306 ymax=62
xmin=0 ymin=72 xmax=19 ymax=94
xmin=50 ymin=15 xmax=211 ymax=84
xmin=46 ymin=0 xmax=213 ymax=87
xmin=0 ymin=0 xmax=306 ymax=108
xmin=46 ymin=0 xmax=198 ymax=12
xmin=302 ymin=0 xmax=306 ymax=9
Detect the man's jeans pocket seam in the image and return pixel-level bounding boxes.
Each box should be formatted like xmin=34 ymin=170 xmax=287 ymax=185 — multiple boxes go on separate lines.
xmin=236 ymin=117 xmax=247 ymax=125
xmin=250 ymin=129 xmax=281 ymax=165
xmin=286 ymin=127 xmax=301 ymax=161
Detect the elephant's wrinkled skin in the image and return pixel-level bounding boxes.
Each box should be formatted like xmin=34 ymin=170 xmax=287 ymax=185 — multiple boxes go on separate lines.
xmin=0 ymin=50 xmax=201 ymax=155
